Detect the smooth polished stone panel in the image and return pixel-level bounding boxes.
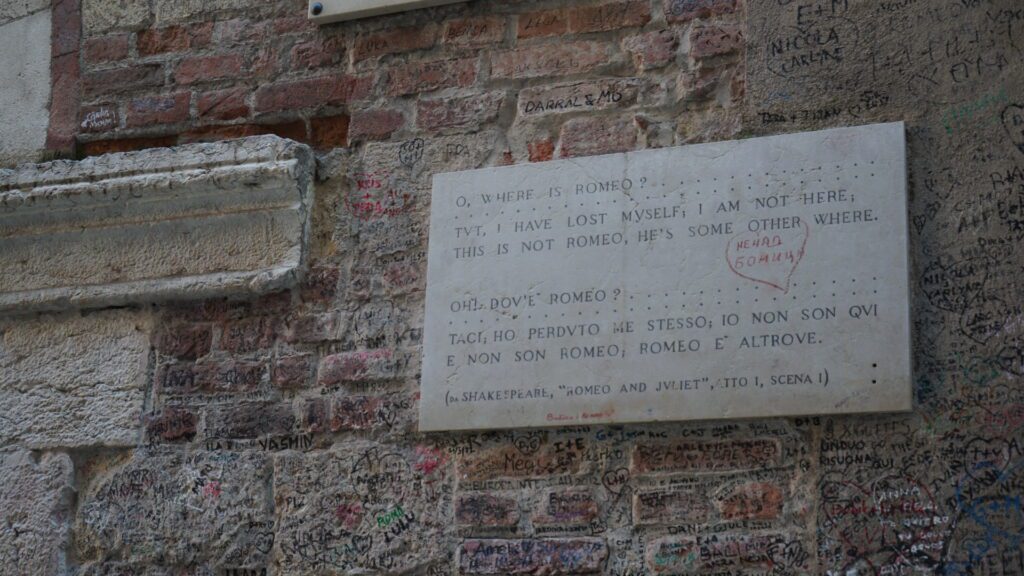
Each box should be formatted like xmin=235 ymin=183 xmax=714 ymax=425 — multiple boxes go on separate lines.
xmin=422 ymin=122 xmax=911 ymax=431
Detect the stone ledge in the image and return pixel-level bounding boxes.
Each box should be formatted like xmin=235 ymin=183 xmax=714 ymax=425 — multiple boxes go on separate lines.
xmin=0 ymin=135 xmax=314 ymax=314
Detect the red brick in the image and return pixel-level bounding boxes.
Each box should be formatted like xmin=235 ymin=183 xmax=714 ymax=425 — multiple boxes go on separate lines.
xmin=197 ymin=87 xmax=250 ymax=121
xmin=528 ymin=139 xmax=555 ymax=162
xmin=138 ymin=23 xmax=213 ymax=56
xmin=460 ymin=539 xmax=607 ymax=574
xmin=80 ymin=105 xmax=119 ymax=133
xmin=311 ymin=115 xmax=350 ymax=149
xmin=569 ymin=0 xmax=651 ymax=33
xmin=443 ymin=16 xmax=505 ymax=46
xmin=155 ymin=360 xmax=261 ymax=395
xmin=718 ymin=481 xmax=784 ymax=520
xmin=518 ymin=79 xmax=641 ymax=118
xmin=196 ymin=360 xmax=266 ymax=393
xmin=417 ymin=91 xmax=504 ymax=133
xmin=301 ymin=398 xmax=328 ymax=433
xmin=491 ymin=42 xmax=608 ymax=79
xmin=647 ymin=534 xmax=779 ymax=573
xmin=330 ymin=395 xmax=384 ymax=431
xmin=174 ymin=54 xmax=244 ymax=85
xmin=623 ymin=29 xmax=679 ymax=71
xmin=143 ymin=407 xmax=198 ymax=442
xmin=291 ymin=36 xmax=346 ymax=70
xmin=533 ymin=490 xmax=599 ymax=526
xmin=261 ymin=119 xmax=309 ymax=142
xmin=690 ymin=22 xmax=744 ymax=60
xmin=459 ymin=443 xmax=584 ymax=481
xmin=80 ymin=135 xmax=178 ymax=157
xmin=299 ymin=265 xmax=341 ymax=304
xmin=633 ymin=489 xmax=711 ymax=525
xmin=82 ymin=64 xmax=164 ymax=99
xmin=220 ymin=316 xmax=278 ymax=353
xmin=213 ymin=18 xmax=269 ymax=45
xmin=283 ymin=312 xmax=343 ymax=343
xmin=731 ymin=65 xmax=745 ymax=102
xmin=631 ymin=439 xmax=782 ymax=473
xmin=273 ymin=16 xmax=316 ymax=35
xmin=385 ymin=57 xmax=477 ymax=96
xmin=180 ymin=124 xmax=266 ymax=144
xmin=156 ymin=362 xmax=200 ymax=394
xmin=47 ymin=52 xmax=80 ymax=153
xmin=455 ymin=495 xmax=520 ymax=528
xmin=252 ymin=45 xmax=281 ymax=79
xmin=664 ymin=0 xmax=736 ymax=23
xmin=156 ymin=323 xmax=212 ymax=360
xmin=353 ymin=25 xmax=437 ymax=61
xmin=559 ymin=116 xmax=638 ymax=158
xmin=517 ymin=9 xmax=568 ymax=39
xmin=206 ymin=402 xmax=294 ymax=439
xmin=126 ymin=92 xmax=191 ymax=127
xmin=678 ymin=65 xmax=726 ymax=101
xmin=51 ymin=0 xmax=81 ymax=58
xmin=331 ymin=393 xmax=408 ymax=431
xmin=317 ymin=349 xmax=398 ymax=386
xmin=254 ymin=74 xmax=373 ymax=113
xmin=349 ymin=108 xmax=404 ymax=142
xmin=83 ymin=34 xmax=129 ymax=64
xmin=273 ymin=354 xmax=315 ymax=389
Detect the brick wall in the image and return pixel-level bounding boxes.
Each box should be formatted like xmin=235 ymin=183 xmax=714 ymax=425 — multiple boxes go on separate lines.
xmin=69 ymin=0 xmax=743 ymax=158
xmin=3 ymin=0 xmax=1022 ymax=574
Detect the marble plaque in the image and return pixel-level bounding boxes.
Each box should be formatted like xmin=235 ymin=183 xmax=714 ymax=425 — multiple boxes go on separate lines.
xmin=421 ymin=122 xmax=911 ymax=431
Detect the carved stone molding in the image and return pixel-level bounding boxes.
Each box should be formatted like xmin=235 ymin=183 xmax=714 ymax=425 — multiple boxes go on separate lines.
xmin=0 ymin=135 xmax=314 ymax=314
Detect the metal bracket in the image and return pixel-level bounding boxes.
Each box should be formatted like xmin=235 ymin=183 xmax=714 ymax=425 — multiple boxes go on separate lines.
xmin=308 ymin=0 xmax=469 ymax=24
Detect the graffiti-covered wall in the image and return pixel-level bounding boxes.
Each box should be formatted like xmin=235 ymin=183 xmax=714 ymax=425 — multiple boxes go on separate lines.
xmin=0 ymin=0 xmax=1022 ymax=574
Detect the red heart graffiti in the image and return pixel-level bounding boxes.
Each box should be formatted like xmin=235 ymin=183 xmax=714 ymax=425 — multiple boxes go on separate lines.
xmin=725 ymin=220 xmax=809 ymax=292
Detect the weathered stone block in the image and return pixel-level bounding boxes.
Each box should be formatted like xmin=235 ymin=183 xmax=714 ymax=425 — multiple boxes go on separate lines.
xmin=83 ymin=0 xmax=151 ymax=34
xmin=0 ymin=136 xmax=315 ymax=314
xmin=0 ymin=310 xmax=150 ymax=448
xmin=74 ymin=451 xmax=273 ymax=567
xmin=0 ymin=0 xmax=49 ymax=26
xmin=0 ymin=451 xmax=74 ymax=574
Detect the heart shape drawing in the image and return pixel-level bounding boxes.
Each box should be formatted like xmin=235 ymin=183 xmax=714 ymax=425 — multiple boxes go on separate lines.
xmin=1002 ymin=103 xmax=1024 ymax=156
xmin=601 ymin=467 xmax=630 ymax=495
xmin=725 ymin=220 xmax=809 ymax=292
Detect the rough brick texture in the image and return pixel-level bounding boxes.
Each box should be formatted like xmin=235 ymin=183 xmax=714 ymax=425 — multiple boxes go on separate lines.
xmin=16 ymin=0 xmax=1024 ymax=575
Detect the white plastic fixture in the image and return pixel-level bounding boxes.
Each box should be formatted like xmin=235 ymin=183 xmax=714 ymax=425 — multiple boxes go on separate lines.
xmin=308 ymin=0 xmax=469 ymax=24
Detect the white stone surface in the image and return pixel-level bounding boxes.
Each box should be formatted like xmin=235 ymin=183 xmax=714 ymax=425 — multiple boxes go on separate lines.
xmin=0 ymin=309 xmax=151 ymax=448
xmin=309 ymin=0 xmax=468 ymax=24
xmin=422 ymin=122 xmax=911 ymax=431
xmin=0 ymin=135 xmax=314 ymax=313
xmin=0 ymin=8 xmax=52 ymax=167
